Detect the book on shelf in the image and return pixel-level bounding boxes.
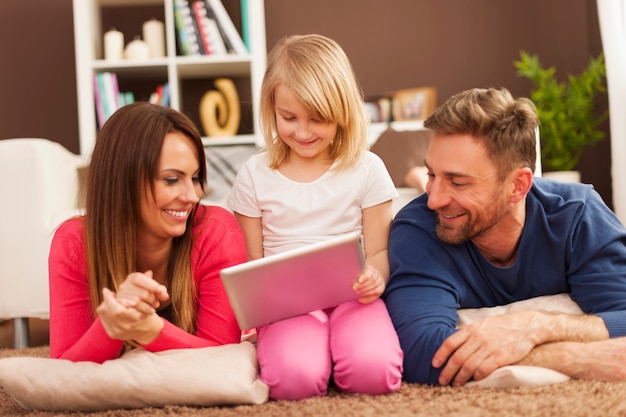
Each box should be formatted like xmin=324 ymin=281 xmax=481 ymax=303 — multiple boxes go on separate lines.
xmin=240 ymin=0 xmax=250 ymax=52
xmin=173 ymin=0 xmax=244 ymax=57
xmin=106 ymin=72 xmax=120 ymax=115
xmin=149 ymin=85 xmax=163 ymax=104
xmin=93 ymin=75 xmax=106 ymax=128
xmin=159 ymin=83 xmax=170 ymax=107
xmin=173 ymin=0 xmax=191 ymax=55
xmin=118 ymin=91 xmax=135 ymax=107
xmin=192 ymin=0 xmax=228 ymax=56
xmin=204 ymin=0 xmax=247 ymax=55
xmin=93 ymin=72 xmax=136 ymax=128
xmin=95 ymin=73 xmax=109 ymax=124
xmin=149 ymin=83 xmax=170 ymax=107
xmin=94 ymin=72 xmax=119 ymax=126
xmin=175 ymin=0 xmax=204 ymax=56
xmin=204 ymin=16 xmax=228 ymax=55
xmin=192 ymin=0 xmax=213 ymax=54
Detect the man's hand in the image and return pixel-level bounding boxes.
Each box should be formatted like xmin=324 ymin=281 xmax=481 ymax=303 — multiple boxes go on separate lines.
xmin=432 ymin=310 xmax=541 ymax=386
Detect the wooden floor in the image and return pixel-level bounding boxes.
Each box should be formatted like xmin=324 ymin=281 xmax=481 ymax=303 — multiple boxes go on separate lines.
xmin=0 ymin=318 xmax=49 ymax=349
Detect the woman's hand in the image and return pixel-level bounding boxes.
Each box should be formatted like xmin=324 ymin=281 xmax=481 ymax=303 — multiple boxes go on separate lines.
xmin=115 ymin=270 xmax=169 ymax=315
xmin=97 ymin=287 xmax=165 ymax=344
xmin=352 ymin=265 xmax=385 ymax=304
xmin=97 ymin=271 xmax=169 ymax=344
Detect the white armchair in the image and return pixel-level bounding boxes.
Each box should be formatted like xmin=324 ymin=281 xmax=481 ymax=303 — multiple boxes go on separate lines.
xmin=0 ymin=138 xmax=86 ymax=348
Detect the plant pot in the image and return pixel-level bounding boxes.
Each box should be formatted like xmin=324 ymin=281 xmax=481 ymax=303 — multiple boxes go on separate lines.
xmin=542 ymin=170 xmax=581 ymax=183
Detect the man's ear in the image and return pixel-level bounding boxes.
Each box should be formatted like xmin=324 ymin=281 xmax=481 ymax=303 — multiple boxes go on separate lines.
xmin=510 ymin=167 xmax=533 ymax=203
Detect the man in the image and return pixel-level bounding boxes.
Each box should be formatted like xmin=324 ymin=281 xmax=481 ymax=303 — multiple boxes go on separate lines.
xmin=383 ymin=87 xmax=626 ymax=386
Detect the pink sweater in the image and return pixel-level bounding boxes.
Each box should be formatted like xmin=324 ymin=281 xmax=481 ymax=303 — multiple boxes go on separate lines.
xmin=48 ymin=205 xmax=247 ymax=362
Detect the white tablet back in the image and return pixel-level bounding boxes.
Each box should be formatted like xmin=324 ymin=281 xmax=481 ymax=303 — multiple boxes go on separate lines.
xmin=220 ymin=232 xmax=365 ymax=330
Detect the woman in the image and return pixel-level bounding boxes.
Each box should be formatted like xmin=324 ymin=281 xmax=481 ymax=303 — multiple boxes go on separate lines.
xmin=49 ymin=102 xmax=246 ymax=362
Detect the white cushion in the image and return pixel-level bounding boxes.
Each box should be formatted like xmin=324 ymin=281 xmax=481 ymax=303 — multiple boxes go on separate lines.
xmin=0 ymin=342 xmax=268 ymax=411
xmin=466 ymin=365 xmax=571 ymax=388
xmin=458 ymin=293 xmax=582 ymax=388
xmin=457 ymin=293 xmax=583 ymax=327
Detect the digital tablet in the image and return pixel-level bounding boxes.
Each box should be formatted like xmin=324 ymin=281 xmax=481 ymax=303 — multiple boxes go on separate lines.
xmin=220 ymin=232 xmax=365 ymax=330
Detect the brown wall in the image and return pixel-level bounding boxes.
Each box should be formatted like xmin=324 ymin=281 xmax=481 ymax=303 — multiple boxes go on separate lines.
xmin=0 ymin=0 xmax=78 ymax=153
xmin=0 ymin=0 xmax=612 ymax=207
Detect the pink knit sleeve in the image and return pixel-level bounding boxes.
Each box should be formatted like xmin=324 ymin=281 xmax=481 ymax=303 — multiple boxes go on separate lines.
xmin=50 ymin=208 xmax=246 ymax=359
xmin=48 ymin=219 xmax=125 ymax=362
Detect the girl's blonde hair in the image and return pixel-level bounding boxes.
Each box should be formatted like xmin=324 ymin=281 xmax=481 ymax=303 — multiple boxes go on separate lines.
xmin=85 ymin=102 xmax=208 ymax=334
xmin=260 ymin=34 xmax=368 ymax=170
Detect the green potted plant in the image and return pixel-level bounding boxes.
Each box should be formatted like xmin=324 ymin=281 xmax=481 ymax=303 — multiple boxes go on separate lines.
xmin=514 ymin=51 xmax=608 ymax=181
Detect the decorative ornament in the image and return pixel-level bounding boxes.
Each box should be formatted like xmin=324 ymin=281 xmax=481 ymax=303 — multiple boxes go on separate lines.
xmin=199 ymin=78 xmax=240 ymax=137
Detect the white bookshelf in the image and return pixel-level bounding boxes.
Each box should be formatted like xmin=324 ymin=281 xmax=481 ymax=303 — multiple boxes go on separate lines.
xmin=73 ymin=0 xmax=266 ymax=156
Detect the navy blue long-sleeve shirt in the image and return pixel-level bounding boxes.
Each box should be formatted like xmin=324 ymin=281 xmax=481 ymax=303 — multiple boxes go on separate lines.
xmin=383 ymin=177 xmax=626 ymax=384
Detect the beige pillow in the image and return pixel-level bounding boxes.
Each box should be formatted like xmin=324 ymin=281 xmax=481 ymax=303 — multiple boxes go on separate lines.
xmin=457 ymin=293 xmax=583 ymax=388
xmin=466 ymin=365 xmax=571 ymax=389
xmin=0 ymin=342 xmax=269 ymax=411
xmin=457 ymin=293 xmax=583 ymax=327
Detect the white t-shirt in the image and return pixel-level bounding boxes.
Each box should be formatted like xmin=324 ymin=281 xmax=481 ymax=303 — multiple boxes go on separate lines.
xmin=228 ymin=151 xmax=398 ymax=257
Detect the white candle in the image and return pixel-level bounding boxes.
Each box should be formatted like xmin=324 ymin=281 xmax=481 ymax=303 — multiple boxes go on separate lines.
xmin=125 ymin=37 xmax=151 ymax=60
xmin=103 ymin=28 xmax=124 ymax=61
xmin=142 ymin=19 xmax=165 ymax=58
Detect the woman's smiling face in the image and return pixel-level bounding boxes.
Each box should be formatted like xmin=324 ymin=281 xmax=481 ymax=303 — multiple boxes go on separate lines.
xmin=138 ymin=131 xmax=203 ymax=242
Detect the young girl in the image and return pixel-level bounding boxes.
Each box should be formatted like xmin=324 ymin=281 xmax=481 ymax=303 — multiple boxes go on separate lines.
xmin=228 ymin=34 xmax=403 ymax=400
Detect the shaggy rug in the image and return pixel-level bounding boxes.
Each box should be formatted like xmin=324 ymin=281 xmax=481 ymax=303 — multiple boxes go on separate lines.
xmin=1 ymin=346 xmax=625 ymax=417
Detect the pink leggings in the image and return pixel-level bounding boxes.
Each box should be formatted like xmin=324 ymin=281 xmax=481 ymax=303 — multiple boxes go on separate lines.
xmin=256 ymin=299 xmax=403 ymax=401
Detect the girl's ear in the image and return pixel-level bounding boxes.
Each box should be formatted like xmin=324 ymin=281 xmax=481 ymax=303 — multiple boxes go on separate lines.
xmin=510 ymin=167 xmax=533 ymax=203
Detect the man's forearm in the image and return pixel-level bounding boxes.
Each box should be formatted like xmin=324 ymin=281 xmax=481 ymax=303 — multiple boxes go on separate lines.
xmin=533 ymin=312 xmax=608 ymax=344
xmin=517 ymin=340 xmax=581 ymax=375
xmin=518 ymin=337 xmax=626 ymax=380
xmin=518 ymin=312 xmax=609 ymax=375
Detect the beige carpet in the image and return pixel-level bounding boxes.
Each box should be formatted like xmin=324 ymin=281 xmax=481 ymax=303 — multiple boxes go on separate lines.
xmin=1 ymin=346 xmax=625 ymax=417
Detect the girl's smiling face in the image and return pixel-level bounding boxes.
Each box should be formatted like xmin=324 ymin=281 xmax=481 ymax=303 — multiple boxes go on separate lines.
xmin=274 ymin=84 xmax=337 ymax=164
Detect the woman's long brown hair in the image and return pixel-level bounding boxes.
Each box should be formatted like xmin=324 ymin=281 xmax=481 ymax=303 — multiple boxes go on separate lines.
xmin=84 ymin=102 xmax=207 ymax=333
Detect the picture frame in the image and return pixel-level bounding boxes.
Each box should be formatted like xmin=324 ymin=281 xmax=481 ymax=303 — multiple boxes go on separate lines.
xmin=363 ymin=100 xmax=383 ymax=123
xmin=364 ymin=97 xmax=393 ymax=123
xmin=391 ymin=87 xmax=437 ymax=121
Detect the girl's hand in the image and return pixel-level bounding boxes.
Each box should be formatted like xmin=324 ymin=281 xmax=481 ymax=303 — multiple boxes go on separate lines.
xmin=97 ymin=287 xmax=164 ymax=344
xmin=352 ymin=265 xmax=385 ymax=304
xmin=115 ymin=271 xmax=169 ymax=315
